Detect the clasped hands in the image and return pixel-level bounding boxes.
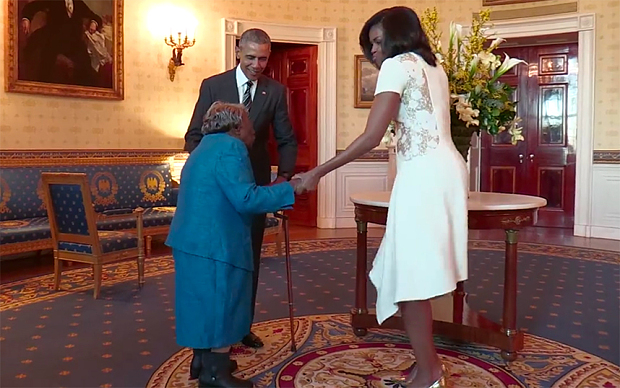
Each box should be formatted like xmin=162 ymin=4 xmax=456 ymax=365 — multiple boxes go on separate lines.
xmin=289 ymin=170 xmax=320 ymax=195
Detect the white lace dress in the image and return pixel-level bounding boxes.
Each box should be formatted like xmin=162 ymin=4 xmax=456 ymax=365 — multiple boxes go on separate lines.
xmin=369 ymin=53 xmax=469 ymax=325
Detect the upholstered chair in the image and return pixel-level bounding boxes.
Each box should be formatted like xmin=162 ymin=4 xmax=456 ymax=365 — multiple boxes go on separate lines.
xmin=41 ymin=173 xmax=145 ymax=299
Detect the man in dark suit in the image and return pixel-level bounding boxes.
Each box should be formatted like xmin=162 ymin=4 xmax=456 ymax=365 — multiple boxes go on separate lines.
xmin=20 ymin=0 xmax=102 ymax=86
xmin=184 ymin=29 xmax=297 ymax=350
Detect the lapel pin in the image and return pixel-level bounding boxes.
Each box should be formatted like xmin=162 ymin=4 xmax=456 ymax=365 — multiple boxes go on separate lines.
xmin=262 ymin=91 xmax=266 ymax=95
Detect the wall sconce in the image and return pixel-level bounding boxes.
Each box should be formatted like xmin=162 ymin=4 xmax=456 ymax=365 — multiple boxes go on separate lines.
xmin=165 ymin=30 xmax=195 ymax=81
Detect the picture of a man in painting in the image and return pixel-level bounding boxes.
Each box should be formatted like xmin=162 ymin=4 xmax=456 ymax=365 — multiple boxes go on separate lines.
xmin=18 ymin=0 xmax=114 ymax=88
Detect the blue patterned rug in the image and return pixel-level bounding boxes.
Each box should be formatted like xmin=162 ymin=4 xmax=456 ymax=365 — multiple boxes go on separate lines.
xmin=1 ymin=238 xmax=618 ymax=388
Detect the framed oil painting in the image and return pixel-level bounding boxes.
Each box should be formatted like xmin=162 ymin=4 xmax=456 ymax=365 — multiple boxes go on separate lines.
xmin=354 ymin=55 xmax=378 ymax=109
xmin=5 ymin=0 xmax=124 ymax=100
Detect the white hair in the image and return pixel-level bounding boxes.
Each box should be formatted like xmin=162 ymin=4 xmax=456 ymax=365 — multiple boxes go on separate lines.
xmin=201 ymin=102 xmax=247 ymax=135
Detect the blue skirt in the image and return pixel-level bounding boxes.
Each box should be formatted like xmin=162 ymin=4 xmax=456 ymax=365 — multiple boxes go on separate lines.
xmin=173 ymin=249 xmax=252 ymax=349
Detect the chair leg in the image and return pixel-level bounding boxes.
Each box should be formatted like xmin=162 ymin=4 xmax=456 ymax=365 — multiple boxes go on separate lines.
xmin=145 ymin=236 xmax=152 ymax=258
xmin=93 ymin=264 xmax=103 ymax=299
xmin=137 ymin=251 xmax=145 ymax=288
xmin=53 ymin=252 xmax=62 ymax=291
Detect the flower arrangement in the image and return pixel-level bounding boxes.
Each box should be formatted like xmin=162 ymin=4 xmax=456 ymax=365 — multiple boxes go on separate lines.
xmin=382 ymin=8 xmax=526 ymax=160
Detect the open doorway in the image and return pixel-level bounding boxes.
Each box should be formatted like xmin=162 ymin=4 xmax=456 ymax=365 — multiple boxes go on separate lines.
xmin=478 ymin=32 xmax=579 ymax=229
xmin=236 ymin=39 xmax=319 ymax=227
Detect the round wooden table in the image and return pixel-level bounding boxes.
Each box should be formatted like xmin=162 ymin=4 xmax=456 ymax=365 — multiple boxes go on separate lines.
xmin=350 ymin=191 xmax=547 ymax=361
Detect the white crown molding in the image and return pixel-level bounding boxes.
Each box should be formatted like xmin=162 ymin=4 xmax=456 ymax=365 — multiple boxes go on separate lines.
xmin=222 ymin=19 xmax=338 ymax=228
xmin=469 ymin=13 xmax=596 ymax=237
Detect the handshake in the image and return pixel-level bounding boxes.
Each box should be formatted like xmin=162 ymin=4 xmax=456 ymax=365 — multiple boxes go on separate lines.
xmin=271 ymin=170 xmax=321 ymax=195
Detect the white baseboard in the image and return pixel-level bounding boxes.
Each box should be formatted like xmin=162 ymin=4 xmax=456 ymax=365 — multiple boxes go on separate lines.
xmin=317 ymin=217 xmax=336 ymax=229
xmin=590 ymin=226 xmax=620 ymax=241
xmin=335 ymin=160 xmax=388 ymax=228
xmin=587 ymin=164 xmax=620 ymax=240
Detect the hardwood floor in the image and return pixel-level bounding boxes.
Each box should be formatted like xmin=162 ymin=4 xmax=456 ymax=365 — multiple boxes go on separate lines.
xmin=1 ymin=227 xmax=618 ymax=284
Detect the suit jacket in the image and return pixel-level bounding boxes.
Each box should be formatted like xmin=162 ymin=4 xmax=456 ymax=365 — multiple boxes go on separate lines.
xmin=184 ymin=69 xmax=297 ymax=185
xmin=166 ymin=133 xmax=295 ymax=271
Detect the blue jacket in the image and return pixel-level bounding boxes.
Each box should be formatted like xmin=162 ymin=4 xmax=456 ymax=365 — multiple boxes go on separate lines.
xmin=165 ymin=133 xmax=295 ymax=272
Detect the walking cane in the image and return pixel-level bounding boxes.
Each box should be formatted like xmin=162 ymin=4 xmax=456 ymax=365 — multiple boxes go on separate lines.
xmin=274 ymin=211 xmax=296 ymax=352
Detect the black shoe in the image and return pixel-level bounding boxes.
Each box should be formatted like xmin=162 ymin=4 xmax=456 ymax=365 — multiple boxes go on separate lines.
xmin=198 ymin=352 xmax=252 ymax=388
xmin=241 ymin=332 xmax=264 ymax=348
xmin=190 ymin=349 xmax=238 ymax=380
xmin=190 ymin=349 xmax=203 ymax=380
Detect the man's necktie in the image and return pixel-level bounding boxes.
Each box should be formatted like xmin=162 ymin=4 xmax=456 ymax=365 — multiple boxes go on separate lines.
xmin=242 ymin=81 xmax=253 ymax=112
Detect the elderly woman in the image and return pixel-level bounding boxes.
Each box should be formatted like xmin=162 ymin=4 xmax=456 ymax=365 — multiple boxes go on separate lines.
xmin=166 ymin=102 xmax=299 ymax=388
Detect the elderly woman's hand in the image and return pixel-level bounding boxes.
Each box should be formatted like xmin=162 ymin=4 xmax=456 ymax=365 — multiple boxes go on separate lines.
xmin=289 ymin=178 xmax=306 ymax=195
xmin=292 ymin=170 xmax=321 ymax=193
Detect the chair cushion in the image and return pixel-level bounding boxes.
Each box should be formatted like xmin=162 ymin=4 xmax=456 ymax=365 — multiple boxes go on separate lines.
xmin=265 ymin=216 xmax=280 ymax=228
xmin=96 ymin=207 xmax=175 ymax=231
xmin=58 ymin=231 xmax=138 ymax=254
xmin=0 ymin=218 xmax=50 ymax=245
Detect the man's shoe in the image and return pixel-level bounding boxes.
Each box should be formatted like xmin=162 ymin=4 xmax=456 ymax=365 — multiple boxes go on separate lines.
xmin=241 ymin=332 xmax=264 ymax=348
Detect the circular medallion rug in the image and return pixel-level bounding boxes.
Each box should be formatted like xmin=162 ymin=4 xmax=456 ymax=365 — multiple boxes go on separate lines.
xmin=147 ymin=314 xmax=619 ymax=388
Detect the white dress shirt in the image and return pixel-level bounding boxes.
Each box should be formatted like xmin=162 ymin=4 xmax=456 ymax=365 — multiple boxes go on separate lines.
xmin=236 ymin=65 xmax=257 ymax=104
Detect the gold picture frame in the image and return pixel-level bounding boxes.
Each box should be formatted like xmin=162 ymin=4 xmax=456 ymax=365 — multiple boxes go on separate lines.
xmin=354 ymin=54 xmax=378 ymax=109
xmin=482 ymin=0 xmax=549 ymax=5
xmin=5 ymin=0 xmax=124 ymax=100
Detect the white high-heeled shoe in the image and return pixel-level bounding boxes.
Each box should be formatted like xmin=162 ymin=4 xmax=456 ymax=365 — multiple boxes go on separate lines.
xmin=417 ymin=364 xmax=447 ymax=388
xmin=389 ymin=363 xmax=447 ymax=388
xmin=427 ymin=363 xmax=448 ymax=388
xmin=427 ymin=374 xmax=446 ymax=388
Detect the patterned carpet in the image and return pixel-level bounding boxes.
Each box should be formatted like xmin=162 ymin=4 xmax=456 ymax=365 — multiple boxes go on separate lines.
xmin=1 ymin=238 xmax=618 ymax=388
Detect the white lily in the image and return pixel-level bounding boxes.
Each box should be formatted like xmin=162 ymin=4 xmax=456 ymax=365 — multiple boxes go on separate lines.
xmin=477 ymin=52 xmax=497 ymax=69
xmin=508 ymin=118 xmax=524 ymax=145
xmin=493 ymin=53 xmax=527 ymax=81
xmin=449 ymin=22 xmax=463 ymax=48
xmin=448 ymin=22 xmax=463 ymax=64
xmin=469 ymin=54 xmax=480 ymax=77
xmin=488 ymin=37 xmax=505 ymax=50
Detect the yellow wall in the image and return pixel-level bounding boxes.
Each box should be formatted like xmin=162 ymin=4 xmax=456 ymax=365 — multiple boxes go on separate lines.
xmin=0 ymin=0 xmax=618 ymax=150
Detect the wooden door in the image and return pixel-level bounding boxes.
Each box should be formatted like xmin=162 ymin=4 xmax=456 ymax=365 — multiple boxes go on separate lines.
xmin=264 ymin=43 xmax=319 ymax=227
xmin=481 ymin=42 xmax=578 ymax=228
xmin=480 ymin=47 xmax=528 ymax=195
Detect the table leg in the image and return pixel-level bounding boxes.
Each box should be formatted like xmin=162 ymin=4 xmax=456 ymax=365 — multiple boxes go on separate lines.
xmin=453 ymin=281 xmax=465 ymax=324
xmin=501 ymin=229 xmax=519 ymax=361
xmin=352 ymin=219 xmax=368 ymax=337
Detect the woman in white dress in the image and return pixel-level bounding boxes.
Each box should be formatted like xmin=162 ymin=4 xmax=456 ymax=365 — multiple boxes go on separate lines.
xmin=294 ymin=6 xmax=468 ymax=388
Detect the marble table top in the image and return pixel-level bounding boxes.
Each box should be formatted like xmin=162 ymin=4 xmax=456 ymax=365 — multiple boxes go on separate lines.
xmin=350 ymin=191 xmax=547 ymax=211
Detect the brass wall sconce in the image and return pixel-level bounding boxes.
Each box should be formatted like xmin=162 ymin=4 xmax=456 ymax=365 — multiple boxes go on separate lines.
xmin=165 ymin=31 xmax=195 ymax=81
